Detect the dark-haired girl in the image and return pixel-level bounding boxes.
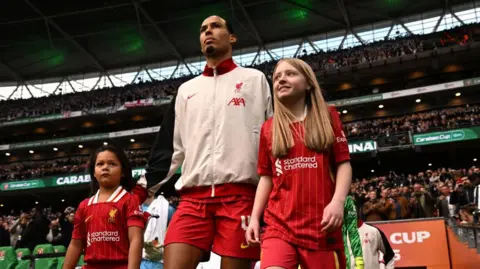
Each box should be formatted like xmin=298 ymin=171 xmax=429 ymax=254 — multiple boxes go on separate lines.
xmin=63 ymin=145 xmax=147 ymax=269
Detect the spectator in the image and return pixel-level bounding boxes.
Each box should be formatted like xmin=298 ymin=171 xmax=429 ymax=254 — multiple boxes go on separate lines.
xmin=409 ymin=183 xmax=435 ymax=218
xmin=0 ymin=217 xmax=10 ymax=246
xmin=17 ymin=206 xmax=50 ymax=251
xmin=436 ymin=185 xmax=455 ymax=218
xmin=363 ymin=191 xmax=386 ymax=221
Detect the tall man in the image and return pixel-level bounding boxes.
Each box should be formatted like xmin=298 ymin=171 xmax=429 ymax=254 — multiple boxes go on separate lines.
xmin=147 ymin=15 xmax=273 ymax=269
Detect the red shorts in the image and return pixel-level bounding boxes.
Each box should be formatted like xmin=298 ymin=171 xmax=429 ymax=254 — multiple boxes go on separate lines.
xmin=260 ymin=238 xmax=345 ymax=269
xmin=164 ymin=196 xmax=260 ymax=260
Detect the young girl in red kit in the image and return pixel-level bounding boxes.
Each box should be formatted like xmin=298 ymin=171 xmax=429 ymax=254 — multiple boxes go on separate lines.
xmin=63 ymin=145 xmax=147 ymax=269
xmin=246 ymin=58 xmax=352 ymax=269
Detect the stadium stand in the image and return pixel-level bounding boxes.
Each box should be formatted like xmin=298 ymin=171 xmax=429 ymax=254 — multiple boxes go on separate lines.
xmin=0 ymin=1 xmax=480 ymax=268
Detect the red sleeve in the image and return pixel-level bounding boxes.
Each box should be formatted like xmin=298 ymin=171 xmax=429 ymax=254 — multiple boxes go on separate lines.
xmin=125 ymin=195 xmax=146 ymax=229
xmin=329 ymin=106 xmax=350 ymax=164
xmin=131 ymin=184 xmax=147 ymax=205
xmin=257 ymin=122 xmax=273 ymax=176
xmin=71 ymin=200 xmax=87 ymax=240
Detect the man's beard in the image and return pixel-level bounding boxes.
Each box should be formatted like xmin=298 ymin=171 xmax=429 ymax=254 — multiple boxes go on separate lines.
xmin=204 ymin=46 xmax=216 ymax=56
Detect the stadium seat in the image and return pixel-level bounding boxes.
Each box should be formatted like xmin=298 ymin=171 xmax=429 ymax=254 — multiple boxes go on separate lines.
xmin=33 ymin=244 xmax=57 ymax=269
xmin=14 ymin=248 xmax=31 ymax=269
xmin=0 ymin=246 xmax=18 ymax=269
xmin=54 ymin=245 xmax=66 ymax=269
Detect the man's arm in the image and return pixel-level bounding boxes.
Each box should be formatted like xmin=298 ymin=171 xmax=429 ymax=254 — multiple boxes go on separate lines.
xmin=147 ymin=94 xmax=185 ymax=195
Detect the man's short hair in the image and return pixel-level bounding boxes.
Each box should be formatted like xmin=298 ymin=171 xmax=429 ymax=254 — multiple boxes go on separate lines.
xmin=224 ymin=19 xmax=234 ymax=35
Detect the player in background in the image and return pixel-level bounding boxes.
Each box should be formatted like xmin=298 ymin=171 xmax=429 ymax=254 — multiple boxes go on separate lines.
xmin=63 ymin=145 xmax=146 ymax=269
xmin=147 ymin=15 xmax=272 ymax=269
xmin=355 ymin=220 xmax=395 ymax=269
xmin=246 ymin=58 xmax=352 ymax=269
xmin=343 ymin=196 xmax=364 ymax=269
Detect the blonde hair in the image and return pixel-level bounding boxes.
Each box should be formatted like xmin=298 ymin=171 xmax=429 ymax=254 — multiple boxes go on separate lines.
xmin=272 ymin=58 xmax=335 ymax=158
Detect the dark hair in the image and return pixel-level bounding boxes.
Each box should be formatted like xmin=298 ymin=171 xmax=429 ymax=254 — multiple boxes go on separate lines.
xmin=225 ymin=19 xmax=234 ymax=35
xmin=88 ymin=144 xmax=134 ymax=195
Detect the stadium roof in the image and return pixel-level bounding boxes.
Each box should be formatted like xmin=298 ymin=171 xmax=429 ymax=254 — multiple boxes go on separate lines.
xmin=0 ymin=0 xmax=474 ymax=84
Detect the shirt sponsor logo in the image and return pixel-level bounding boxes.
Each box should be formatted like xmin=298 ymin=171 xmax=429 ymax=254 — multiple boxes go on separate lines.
xmin=276 ymin=156 xmax=318 ymax=175
xmin=336 ymin=131 xmax=347 ymax=143
xmin=228 ymin=97 xmax=246 ymax=107
xmin=87 ymin=231 xmax=120 ymax=247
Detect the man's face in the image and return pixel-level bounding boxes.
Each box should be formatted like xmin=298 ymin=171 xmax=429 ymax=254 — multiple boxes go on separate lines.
xmin=413 ymin=184 xmax=422 ymax=193
xmin=381 ymin=189 xmax=390 ymax=198
xmin=391 ymin=188 xmax=399 ymax=197
xmin=369 ymin=191 xmax=377 ymax=200
xmin=199 ymin=16 xmax=236 ymax=57
xmin=441 ymin=186 xmax=450 ymax=196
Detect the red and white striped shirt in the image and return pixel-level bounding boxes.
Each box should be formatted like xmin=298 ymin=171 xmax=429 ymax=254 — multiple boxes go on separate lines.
xmin=72 ymin=186 xmax=146 ymax=264
xmin=257 ymin=106 xmax=350 ymax=250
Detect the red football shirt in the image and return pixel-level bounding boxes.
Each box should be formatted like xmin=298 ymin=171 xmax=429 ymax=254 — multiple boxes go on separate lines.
xmin=72 ymin=186 xmax=146 ymax=264
xmin=257 ymin=106 xmax=350 ymax=250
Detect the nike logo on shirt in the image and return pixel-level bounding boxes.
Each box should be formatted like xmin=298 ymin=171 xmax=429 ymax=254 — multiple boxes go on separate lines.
xmin=187 ymin=93 xmax=198 ymax=99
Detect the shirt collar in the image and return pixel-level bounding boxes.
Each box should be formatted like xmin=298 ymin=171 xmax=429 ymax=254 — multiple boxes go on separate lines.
xmin=202 ymin=58 xmax=237 ymax=77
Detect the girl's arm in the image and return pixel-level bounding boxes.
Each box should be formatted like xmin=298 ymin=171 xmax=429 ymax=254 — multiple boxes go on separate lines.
xmin=322 ymin=161 xmax=352 ymax=232
xmin=251 ymin=175 xmax=273 ymax=222
xmin=128 ymin=226 xmax=144 ymax=269
xmin=246 ymin=175 xmax=273 ymax=244
xmin=333 ymin=161 xmax=353 ymax=204
xmin=62 ymin=239 xmax=83 ymax=269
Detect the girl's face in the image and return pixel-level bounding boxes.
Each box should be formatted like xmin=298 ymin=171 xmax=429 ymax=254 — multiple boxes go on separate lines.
xmin=273 ymin=61 xmax=309 ymax=103
xmin=94 ymin=151 xmax=123 ymax=189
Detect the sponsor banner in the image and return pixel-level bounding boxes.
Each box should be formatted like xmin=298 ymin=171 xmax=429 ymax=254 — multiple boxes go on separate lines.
xmin=413 ymin=126 xmax=480 ymax=146
xmin=1 ymin=167 xmax=182 ymax=191
xmin=1 ymin=168 xmax=145 ymax=191
xmin=463 ymin=76 xmax=480 ymax=86
xmin=2 ymin=126 xmax=161 ymax=150
xmin=382 ymin=80 xmax=464 ymax=100
xmin=372 ymin=218 xmax=450 ymax=269
xmin=9 ymin=133 xmax=110 ymax=150
xmin=1 ymin=180 xmax=45 ymax=191
xmin=0 ymin=111 xmax=85 ymax=127
xmin=154 ymin=98 xmax=173 ymax=105
xmin=0 ymin=114 xmax=63 ymax=126
xmin=109 ymin=126 xmax=160 ymax=138
xmin=329 ymin=94 xmax=383 ymax=107
xmin=123 ymin=98 xmax=154 ymax=108
xmin=348 ymin=140 xmax=377 ymax=154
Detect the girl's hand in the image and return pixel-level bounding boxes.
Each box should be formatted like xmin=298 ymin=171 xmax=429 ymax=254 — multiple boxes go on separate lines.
xmin=321 ymin=199 xmax=344 ymax=232
xmin=245 ymin=218 xmax=261 ymax=246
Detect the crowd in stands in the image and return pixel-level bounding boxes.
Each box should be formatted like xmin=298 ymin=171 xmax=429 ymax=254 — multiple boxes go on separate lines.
xmin=344 ymin=104 xmax=480 ymax=138
xmin=1 ymin=102 xmax=479 ymax=182
xmin=351 ymin=166 xmax=480 ymax=225
xmin=0 ymin=149 xmax=149 ymax=182
xmin=0 ymin=197 xmax=180 ymax=249
xmin=1 ymin=165 xmax=478 ymax=250
xmin=0 ymin=23 xmax=476 ymax=122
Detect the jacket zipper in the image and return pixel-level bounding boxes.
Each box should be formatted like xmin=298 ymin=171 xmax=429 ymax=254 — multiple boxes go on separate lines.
xmin=211 ymin=67 xmax=217 ymax=197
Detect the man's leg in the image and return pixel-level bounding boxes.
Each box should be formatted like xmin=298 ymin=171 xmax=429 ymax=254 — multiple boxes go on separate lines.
xmin=164 ymin=243 xmax=204 ymax=269
xmin=163 ymin=200 xmax=214 ymax=269
xmin=212 ymin=197 xmax=260 ymax=269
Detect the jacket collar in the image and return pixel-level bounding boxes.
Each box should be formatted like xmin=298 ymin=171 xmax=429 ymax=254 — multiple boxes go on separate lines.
xmin=202 ymin=58 xmax=237 ymax=77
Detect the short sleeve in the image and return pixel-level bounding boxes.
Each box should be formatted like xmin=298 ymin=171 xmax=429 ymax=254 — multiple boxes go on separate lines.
xmin=329 ymin=106 xmax=350 ymax=164
xmin=125 ymin=195 xmax=147 ymax=229
xmin=71 ymin=200 xmax=87 ymax=240
xmin=257 ymin=122 xmax=273 ymax=176
xmin=131 ymin=184 xmax=147 ymax=205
